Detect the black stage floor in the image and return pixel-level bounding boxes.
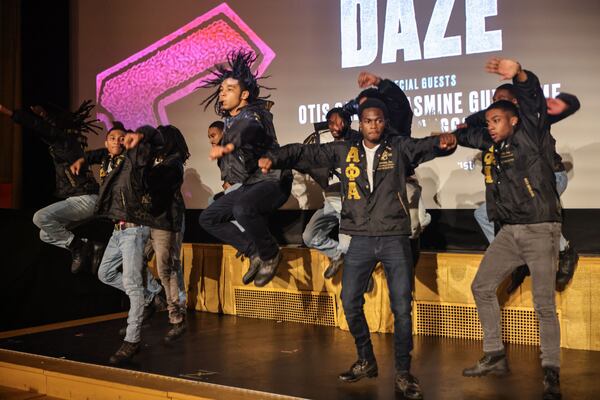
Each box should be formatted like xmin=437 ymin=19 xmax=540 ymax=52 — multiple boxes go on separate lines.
xmin=1 ymin=311 xmax=599 ymax=400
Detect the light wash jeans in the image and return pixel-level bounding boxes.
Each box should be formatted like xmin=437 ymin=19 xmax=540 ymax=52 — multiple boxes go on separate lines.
xmin=98 ymin=226 xmax=161 ymax=343
xmin=302 ymin=195 xmax=351 ymax=260
xmin=474 ymin=171 xmax=568 ymax=251
xmin=32 ymin=194 xmax=98 ymax=249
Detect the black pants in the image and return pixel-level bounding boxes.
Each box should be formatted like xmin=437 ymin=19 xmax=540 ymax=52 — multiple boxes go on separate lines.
xmin=199 ymin=179 xmax=290 ymax=261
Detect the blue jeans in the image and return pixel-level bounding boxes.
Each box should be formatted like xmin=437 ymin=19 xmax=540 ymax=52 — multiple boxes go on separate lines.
xmin=341 ymin=235 xmax=414 ymax=371
xmin=32 ymin=194 xmax=98 ymax=249
xmin=474 ymin=171 xmax=569 ymax=251
xmin=98 ymin=226 xmax=161 ymax=343
xmin=302 ymin=195 xmax=351 ymax=260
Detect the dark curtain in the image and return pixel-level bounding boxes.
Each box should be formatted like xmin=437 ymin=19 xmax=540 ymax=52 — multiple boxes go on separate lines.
xmin=0 ymin=0 xmax=22 ymax=208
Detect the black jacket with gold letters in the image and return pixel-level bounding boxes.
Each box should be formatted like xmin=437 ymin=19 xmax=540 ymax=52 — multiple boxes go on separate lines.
xmin=266 ymin=132 xmax=453 ymax=236
xmin=455 ymin=70 xmax=562 ymax=225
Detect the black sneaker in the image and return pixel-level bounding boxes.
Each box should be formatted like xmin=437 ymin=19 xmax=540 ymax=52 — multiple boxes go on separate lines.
xmin=542 ymin=367 xmax=562 ymax=400
xmin=108 ymin=340 xmax=140 ymax=365
xmin=556 ymin=244 xmax=579 ymax=292
xmin=324 ymin=255 xmax=343 ymax=279
xmin=338 ymin=359 xmax=378 ymax=383
xmin=164 ymin=321 xmax=186 ymax=343
xmin=463 ymin=353 xmax=509 ymax=377
xmin=395 ymin=371 xmax=423 ymax=399
xmin=242 ymin=255 xmax=261 ymax=285
xmin=68 ymin=237 xmax=91 ymax=274
xmin=506 ymin=265 xmax=530 ymax=294
xmin=254 ymin=251 xmax=282 ymax=287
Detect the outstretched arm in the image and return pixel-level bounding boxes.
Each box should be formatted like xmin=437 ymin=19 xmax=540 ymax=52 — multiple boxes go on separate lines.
xmin=259 ymin=142 xmax=341 ymax=174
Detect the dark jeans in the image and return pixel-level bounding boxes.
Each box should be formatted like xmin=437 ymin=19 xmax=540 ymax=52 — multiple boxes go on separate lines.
xmin=199 ymin=179 xmax=289 ymax=261
xmin=341 ymin=235 xmax=414 ymax=371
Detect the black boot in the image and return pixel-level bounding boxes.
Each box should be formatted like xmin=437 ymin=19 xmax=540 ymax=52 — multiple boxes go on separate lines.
xmin=242 ymin=255 xmax=261 ymax=285
xmin=164 ymin=321 xmax=186 ymax=343
xmin=109 ymin=340 xmax=140 ymax=365
xmin=506 ymin=265 xmax=530 ymax=294
xmin=254 ymin=251 xmax=282 ymax=287
xmin=395 ymin=371 xmax=423 ymax=399
xmin=463 ymin=353 xmax=509 ymax=377
xmin=556 ymin=244 xmax=579 ymax=292
xmin=324 ymin=255 xmax=343 ymax=279
xmin=90 ymin=241 xmax=106 ymax=276
xmin=542 ymin=367 xmax=562 ymax=400
xmin=68 ymin=237 xmax=91 ymax=274
xmin=338 ymin=359 xmax=378 ymax=382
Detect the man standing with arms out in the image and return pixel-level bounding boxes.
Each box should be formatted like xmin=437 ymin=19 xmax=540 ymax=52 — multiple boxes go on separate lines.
xmin=455 ymin=58 xmax=563 ymax=400
xmin=199 ymin=50 xmax=292 ymax=287
xmin=259 ymin=99 xmax=456 ymax=399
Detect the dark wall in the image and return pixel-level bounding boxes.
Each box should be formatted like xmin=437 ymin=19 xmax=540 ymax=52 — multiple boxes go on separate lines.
xmin=20 ymin=0 xmax=71 ymax=210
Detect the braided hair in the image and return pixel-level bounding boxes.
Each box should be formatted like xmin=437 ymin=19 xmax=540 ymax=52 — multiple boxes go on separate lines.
xmin=200 ymin=50 xmax=273 ymax=116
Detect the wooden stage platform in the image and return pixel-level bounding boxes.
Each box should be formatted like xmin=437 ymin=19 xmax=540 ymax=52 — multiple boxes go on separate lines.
xmin=1 ymin=246 xmax=599 ymax=399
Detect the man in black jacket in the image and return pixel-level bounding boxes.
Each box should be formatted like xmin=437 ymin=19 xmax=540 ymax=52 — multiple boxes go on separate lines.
xmin=347 ymin=72 xmax=430 ymax=249
xmin=455 ymin=58 xmax=562 ymax=400
xmin=465 ymin=86 xmax=580 ymax=293
xmin=0 ymin=101 xmax=100 ymax=273
xmin=198 ymin=50 xmax=292 ymax=287
xmin=259 ymin=98 xmax=456 ymax=399
xmin=92 ymin=125 xmax=164 ymax=364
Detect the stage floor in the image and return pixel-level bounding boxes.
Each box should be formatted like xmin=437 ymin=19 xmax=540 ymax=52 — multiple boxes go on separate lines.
xmin=1 ymin=311 xmax=599 ymax=400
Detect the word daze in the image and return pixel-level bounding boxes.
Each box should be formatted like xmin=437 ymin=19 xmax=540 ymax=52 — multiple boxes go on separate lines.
xmin=341 ymin=0 xmax=503 ymax=68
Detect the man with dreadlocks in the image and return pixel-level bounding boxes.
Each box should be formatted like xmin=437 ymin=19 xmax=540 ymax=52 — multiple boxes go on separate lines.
xmin=198 ymin=50 xmax=292 ymax=287
xmin=0 ymin=101 xmax=101 ymax=273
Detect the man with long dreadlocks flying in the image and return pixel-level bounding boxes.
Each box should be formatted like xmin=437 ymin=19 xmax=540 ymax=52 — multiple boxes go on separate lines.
xmin=0 ymin=101 xmax=102 ymax=273
xmin=198 ymin=50 xmax=292 ymax=287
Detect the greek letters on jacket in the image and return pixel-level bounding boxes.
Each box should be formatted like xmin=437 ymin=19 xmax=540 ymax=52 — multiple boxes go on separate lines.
xmin=268 ymin=133 xmax=452 ymax=236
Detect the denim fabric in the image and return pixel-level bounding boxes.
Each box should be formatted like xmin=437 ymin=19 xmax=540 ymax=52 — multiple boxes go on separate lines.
xmin=341 ymin=235 xmax=414 ymax=371
xmin=32 ymin=194 xmax=98 ymax=249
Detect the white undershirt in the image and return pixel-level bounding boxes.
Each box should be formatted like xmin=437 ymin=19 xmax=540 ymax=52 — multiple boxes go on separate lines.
xmin=362 ymin=141 xmax=380 ymax=192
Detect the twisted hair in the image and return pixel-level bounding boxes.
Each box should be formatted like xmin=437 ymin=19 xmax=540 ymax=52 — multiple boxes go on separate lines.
xmin=43 ymin=100 xmax=102 ymax=136
xmin=200 ymin=50 xmax=273 ymax=116
xmin=158 ymin=125 xmax=191 ymax=163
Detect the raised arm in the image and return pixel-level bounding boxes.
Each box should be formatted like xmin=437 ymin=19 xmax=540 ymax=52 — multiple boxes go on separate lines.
xmin=358 ymin=72 xmax=413 ymax=135
xmin=486 ymin=58 xmax=547 ymax=134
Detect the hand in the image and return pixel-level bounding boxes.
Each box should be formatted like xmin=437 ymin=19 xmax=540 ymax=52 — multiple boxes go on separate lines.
xmin=30 ymin=105 xmax=47 ymax=118
xmin=70 ymin=158 xmax=85 ymax=175
xmin=485 ymin=57 xmax=522 ymax=80
xmin=123 ymin=132 xmax=144 ymax=149
xmin=209 ymin=143 xmax=234 ymax=160
xmin=258 ymin=157 xmax=273 ymax=174
xmin=438 ymin=133 xmax=457 ymax=150
xmin=0 ymin=104 xmax=14 ymax=117
xmin=222 ymin=182 xmax=231 ymax=190
xmin=357 ymin=71 xmax=381 ymax=88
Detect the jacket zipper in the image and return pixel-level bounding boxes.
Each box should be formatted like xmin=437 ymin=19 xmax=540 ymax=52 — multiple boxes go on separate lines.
xmin=397 ymin=192 xmax=408 ymax=216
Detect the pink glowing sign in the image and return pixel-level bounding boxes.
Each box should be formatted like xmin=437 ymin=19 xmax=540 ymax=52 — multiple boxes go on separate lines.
xmin=96 ymin=3 xmax=275 ymax=130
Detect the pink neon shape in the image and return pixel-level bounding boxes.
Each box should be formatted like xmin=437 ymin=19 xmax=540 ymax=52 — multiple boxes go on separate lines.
xmin=96 ymin=3 xmax=275 ymax=129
